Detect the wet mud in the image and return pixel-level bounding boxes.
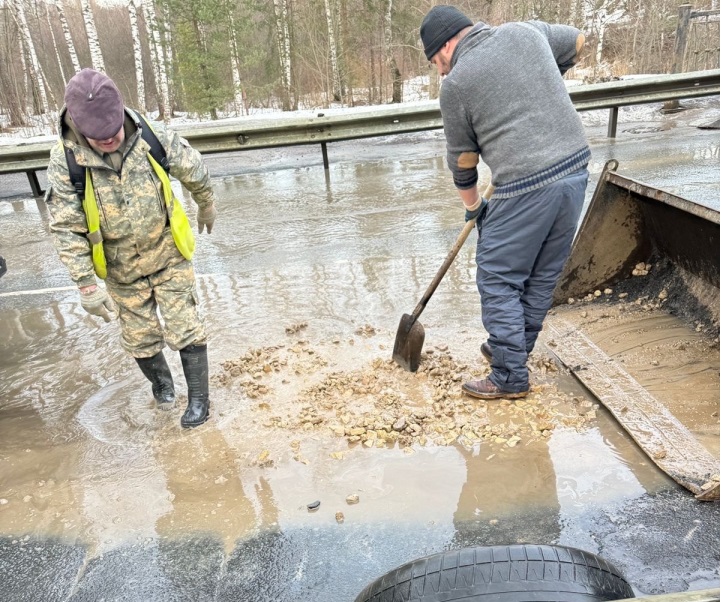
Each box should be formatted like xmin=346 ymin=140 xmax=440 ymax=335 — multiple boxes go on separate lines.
xmin=570 ymin=307 xmax=718 ymax=450
xmin=1 ymin=103 xmax=719 ymax=600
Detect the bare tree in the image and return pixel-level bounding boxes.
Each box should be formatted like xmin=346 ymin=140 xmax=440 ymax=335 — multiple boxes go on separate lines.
xmin=160 ymin=0 xmax=175 ymax=111
xmin=384 ymin=0 xmax=401 ymax=103
xmin=128 ymin=0 xmax=146 ymax=111
xmin=324 ymin=0 xmax=342 ymax=102
xmin=228 ymin=10 xmax=246 ymax=115
xmin=54 ymin=0 xmax=81 ymax=75
xmin=11 ymin=0 xmax=51 ymax=115
xmin=44 ymin=0 xmax=67 ymax=84
xmin=583 ymin=0 xmax=628 ymax=70
xmin=141 ymin=0 xmax=171 ymax=120
xmin=273 ymin=0 xmax=294 ymax=110
xmin=569 ymin=0 xmax=583 ymax=26
xmin=0 ymin=8 xmax=28 ymax=126
xmin=335 ymin=0 xmax=348 ymax=102
xmin=80 ymin=0 xmax=105 ymax=72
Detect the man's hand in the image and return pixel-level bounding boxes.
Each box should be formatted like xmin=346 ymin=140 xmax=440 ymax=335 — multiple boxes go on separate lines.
xmin=79 ymin=286 xmax=117 ymax=323
xmin=464 ymin=197 xmax=487 ymax=222
xmin=197 ymin=204 xmax=217 ymax=234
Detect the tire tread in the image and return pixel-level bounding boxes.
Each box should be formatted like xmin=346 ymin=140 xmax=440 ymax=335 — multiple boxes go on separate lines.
xmin=355 ymin=544 xmax=634 ymax=602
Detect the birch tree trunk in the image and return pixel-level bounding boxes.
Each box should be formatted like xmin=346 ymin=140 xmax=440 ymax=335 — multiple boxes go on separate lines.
xmin=12 ymin=0 xmax=51 ymax=115
xmin=272 ymin=0 xmax=286 ymax=99
xmin=272 ymin=0 xmax=294 ymax=110
xmin=45 ymin=0 xmax=67 ymax=84
xmin=10 ymin=3 xmax=31 ymax=121
xmin=595 ymin=20 xmax=606 ymax=66
xmin=369 ymin=45 xmax=376 ymax=104
xmin=384 ymin=0 xmax=402 ymax=103
xmin=335 ymin=0 xmax=348 ymax=101
xmin=160 ymin=1 xmax=175 ymax=111
xmin=128 ymin=0 xmax=146 ymax=111
xmin=336 ymin=0 xmax=351 ymax=104
xmin=583 ymin=0 xmax=626 ymax=72
xmin=80 ymin=0 xmax=106 ymax=72
xmin=281 ymin=0 xmax=293 ymax=109
xmin=142 ymin=0 xmax=171 ymax=120
xmin=55 ymin=0 xmax=81 ymax=75
xmin=323 ymin=0 xmax=342 ymax=102
xmin=0 ymin=13 xmax=28 ymax=127
xmin=228 ymin=11 xmax=246 ymax=115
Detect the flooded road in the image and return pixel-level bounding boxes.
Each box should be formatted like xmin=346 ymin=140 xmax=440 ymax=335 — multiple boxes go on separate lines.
xmin=0 ymin=100 xmax=719 ymax=601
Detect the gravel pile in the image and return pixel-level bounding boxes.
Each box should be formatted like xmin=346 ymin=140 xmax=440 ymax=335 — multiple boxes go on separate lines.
xmin=213 ymin=332 xmax=598 ymax=454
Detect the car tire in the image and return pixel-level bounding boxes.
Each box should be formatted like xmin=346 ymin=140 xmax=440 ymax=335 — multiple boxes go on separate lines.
xmin=354 ymin=544 xmax=634 ymax=601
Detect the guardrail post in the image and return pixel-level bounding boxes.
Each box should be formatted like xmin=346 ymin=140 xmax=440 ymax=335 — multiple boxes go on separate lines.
xmin=321 ymin=142 xmax=329 ymax=170
xmin=663 ymin=4 xmax=694 ymax=113
xmin=607 ymin=107 xmax=619 ymax=138
xmin=26 ymin=170 xmax=44 ymax=197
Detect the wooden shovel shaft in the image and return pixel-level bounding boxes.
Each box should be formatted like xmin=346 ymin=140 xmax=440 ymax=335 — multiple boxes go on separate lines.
xmin=410 ymin=183 xmax=494 ymax=321
xmin=410 ymin=218 xmax=476 ymax=319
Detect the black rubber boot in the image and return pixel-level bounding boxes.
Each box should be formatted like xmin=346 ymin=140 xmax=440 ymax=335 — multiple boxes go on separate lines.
xmin=135 ymin=352 xmax=175 ymax=410
xmin=179 ymin=344 xmax=210 ymax=428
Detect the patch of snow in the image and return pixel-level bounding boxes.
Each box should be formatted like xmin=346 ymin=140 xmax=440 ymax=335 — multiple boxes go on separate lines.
xmin=403 ymin=75 xmax=431 ymax=102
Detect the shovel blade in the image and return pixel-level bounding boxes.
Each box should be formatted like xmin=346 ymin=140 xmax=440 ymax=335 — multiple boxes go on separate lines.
xmin=392 ymin=313 xmax=425 ymax=372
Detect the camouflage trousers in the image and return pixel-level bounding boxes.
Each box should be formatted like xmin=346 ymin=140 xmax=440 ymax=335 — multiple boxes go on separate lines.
xmin=106 ymin=260 xmax=206 ymax=358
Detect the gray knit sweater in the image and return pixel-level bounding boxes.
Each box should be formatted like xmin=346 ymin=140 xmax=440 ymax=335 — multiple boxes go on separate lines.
xmin=440 ymin=20 xmax=590 ymax=199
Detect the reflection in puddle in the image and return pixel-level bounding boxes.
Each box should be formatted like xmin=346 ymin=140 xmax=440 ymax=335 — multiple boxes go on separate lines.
xmin=550 ymin=428 xmax=646 ymax=509
xmin=265 ymin=444 xmax=465 ymax=530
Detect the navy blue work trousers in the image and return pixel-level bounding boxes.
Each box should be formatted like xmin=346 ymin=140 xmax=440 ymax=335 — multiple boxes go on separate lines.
xmin=476 ymin=168 xmax=589 ymax=393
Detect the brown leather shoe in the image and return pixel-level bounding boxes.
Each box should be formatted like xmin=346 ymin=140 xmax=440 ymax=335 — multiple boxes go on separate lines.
xmin=480 ymin=342 xmax=492 ymax=363
xmin=462 ymin=378 xmax=528 ymax=400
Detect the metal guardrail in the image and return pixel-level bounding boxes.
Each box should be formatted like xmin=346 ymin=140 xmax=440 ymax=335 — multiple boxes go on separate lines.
xmin=0 ymin=69 xmax=718 ymax=196
xmin=568 ymin=68 xmax=719 ymax=110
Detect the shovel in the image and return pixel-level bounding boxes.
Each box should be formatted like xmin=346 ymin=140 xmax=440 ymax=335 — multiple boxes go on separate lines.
xmin=392 ymin=183 xmax=494 ymax=372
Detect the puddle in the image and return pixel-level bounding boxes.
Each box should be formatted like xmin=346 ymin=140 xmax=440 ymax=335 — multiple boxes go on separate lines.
xmin=0 ymin=123 xmax=718 ymax=597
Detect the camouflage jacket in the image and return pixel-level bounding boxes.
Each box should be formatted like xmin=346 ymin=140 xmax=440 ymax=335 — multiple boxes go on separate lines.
xmin=46 ymin=108 xmax=216 ymax=286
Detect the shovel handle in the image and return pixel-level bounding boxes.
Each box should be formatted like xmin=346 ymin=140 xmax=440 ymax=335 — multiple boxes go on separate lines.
xmin=410 ymin=183 xmax=494 ymax=320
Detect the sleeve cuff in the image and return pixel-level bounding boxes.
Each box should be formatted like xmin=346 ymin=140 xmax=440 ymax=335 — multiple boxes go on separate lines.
xmin=76 ymin=275 xmax=98 ymax=288
xmin=452 ymin=165 xmax=479 ymax=190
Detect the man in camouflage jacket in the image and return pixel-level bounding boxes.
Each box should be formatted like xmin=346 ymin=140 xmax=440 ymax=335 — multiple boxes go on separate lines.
xmin=46 ymin=68 xmax=217 ymax=428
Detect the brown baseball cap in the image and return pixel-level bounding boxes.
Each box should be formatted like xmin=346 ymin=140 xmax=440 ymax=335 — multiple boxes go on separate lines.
xmin=64 ymin=69 xmax=125 ymax=140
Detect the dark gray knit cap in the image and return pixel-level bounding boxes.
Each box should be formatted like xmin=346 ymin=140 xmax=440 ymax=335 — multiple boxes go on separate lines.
xmin=64 ymin=68 xmax=124 ymax=140
xmin=420 ymin=5 xmax=473 ymax=60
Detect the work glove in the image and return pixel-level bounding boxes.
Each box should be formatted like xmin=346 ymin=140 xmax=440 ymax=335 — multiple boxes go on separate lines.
xmin=464 ymin=198 xmax=488 ymax=223
xmin=197 ymin=204 xmax=217 ymax=234
xmin=80 ymin=287 xmax=117 ymax=323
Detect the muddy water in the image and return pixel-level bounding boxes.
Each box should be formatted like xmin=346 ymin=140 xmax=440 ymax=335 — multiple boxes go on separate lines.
xmin=0 ymin=115 xmax=719 ymax=599
xmin=557 ymin=303 xmax=720 ymax=456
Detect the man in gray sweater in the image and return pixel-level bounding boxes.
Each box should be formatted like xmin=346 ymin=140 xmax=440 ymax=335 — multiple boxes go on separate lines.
xmin=420 ymin=6 xmax=590 ymax=399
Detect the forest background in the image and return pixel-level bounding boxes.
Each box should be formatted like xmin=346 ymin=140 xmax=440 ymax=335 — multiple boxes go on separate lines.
xmin=1 ymin=0 xmax=719 ymax=135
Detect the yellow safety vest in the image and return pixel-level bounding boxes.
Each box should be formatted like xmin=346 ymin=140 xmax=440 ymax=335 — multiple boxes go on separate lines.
xmin=81 ymin=150 xmax=195 ymax=279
